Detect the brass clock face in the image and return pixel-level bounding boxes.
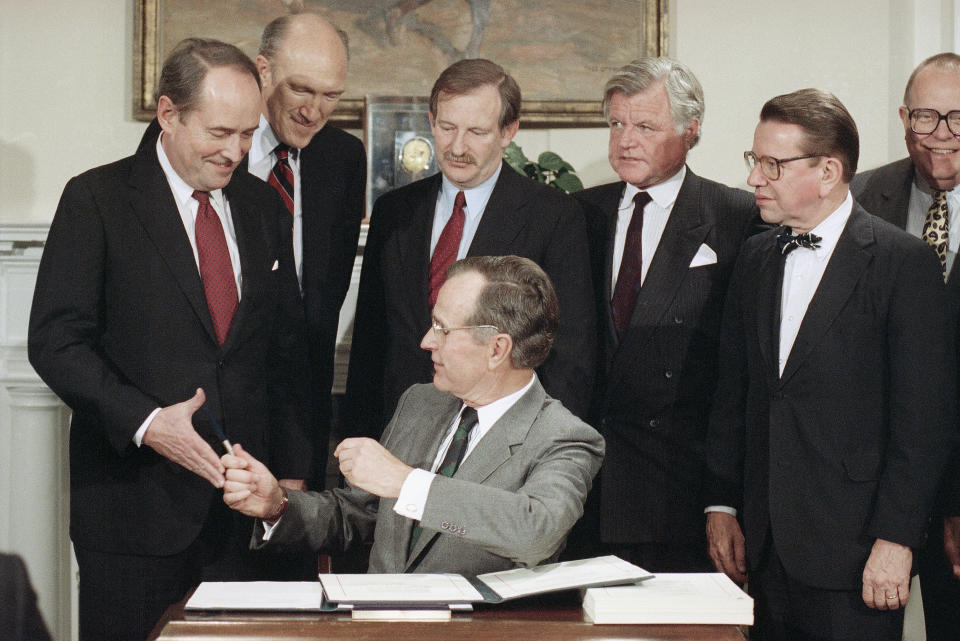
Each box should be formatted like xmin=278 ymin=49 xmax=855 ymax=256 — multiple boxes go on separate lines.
xmin=400 ymin=136 xmax=434 ymax=174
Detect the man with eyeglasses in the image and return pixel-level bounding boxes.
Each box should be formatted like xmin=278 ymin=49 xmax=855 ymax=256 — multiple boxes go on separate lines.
xmin=851 ymin=53 xmax=960 ymax=640
xmin=221 ymin=255 xmax=604 ymax=576
xmin=705 ymin=88 xmax=954 ymax=641
xmin=565 ymin=57 xmax=759 ymax=574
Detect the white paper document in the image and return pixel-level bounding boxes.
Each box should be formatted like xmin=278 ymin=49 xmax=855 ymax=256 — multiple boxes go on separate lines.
xmin=477 ymin=555 xmax=650 ymax=600
xmin=185 ymin=581 xmax=324 ymax=611
xmin=319 ymin=573 xmax=484 ymax=604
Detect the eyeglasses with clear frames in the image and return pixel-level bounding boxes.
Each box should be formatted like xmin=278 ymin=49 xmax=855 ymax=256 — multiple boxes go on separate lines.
xmin=908 ymin=108 xmax=960 ymax=136
xmin=431 ymin=320 xmax=500 ymax=343
xmin=744 ymin=151 xmax=825 ymax=181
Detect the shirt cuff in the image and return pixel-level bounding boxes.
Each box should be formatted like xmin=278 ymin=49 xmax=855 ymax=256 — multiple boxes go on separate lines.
xmin=705 ymin=505 xmax=738 ymax=517
xmin=134 ymin=408 xmax=162 ymax=447
xmin=393 ymin=468 xmax=435 ymax=521
xmin=261 ymin=517 xmax=282 ymax=541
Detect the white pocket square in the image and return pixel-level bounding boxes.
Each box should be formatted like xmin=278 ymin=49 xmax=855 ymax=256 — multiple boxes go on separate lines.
xmin=271 ymin=260 xmax=279 ymax=271
xmin=688 ymin=243 xmax=717 ymax=268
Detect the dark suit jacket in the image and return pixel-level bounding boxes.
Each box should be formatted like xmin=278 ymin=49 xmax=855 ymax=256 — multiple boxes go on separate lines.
xmin=297 ymin=126 xmax=365 ymax=483
xmin=852 ymin=159 xmax=960 ymax=517
xmin=28 ymin=140 xmax=312 ymax=556
xmin=704 ymin=203 xmax=956 ymax=590
xmin=576 ymin=171 xmax=758 ymax=545
xmin=344 ymin=163 xmax=596 ymax=438
xmin=256 ymin=378 xmax=604 ymax=576
xmin=0 ymin=554 xmax=51 ymax=641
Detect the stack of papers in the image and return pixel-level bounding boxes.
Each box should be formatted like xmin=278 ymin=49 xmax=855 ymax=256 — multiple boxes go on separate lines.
xmin=582 ymin=573 xmax=753 ymax=625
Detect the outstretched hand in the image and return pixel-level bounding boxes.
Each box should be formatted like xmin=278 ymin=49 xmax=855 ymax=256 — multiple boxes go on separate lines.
xmin=142 ymin=388 xmax=225 ymax=487
xmin=221 ymin=443 xmax=284 ymax=520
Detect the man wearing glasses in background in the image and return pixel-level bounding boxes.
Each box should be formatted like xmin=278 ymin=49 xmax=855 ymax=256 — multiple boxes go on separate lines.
xmin=705 ymin=88 xmax=955 ymax=641
xmin=852 ymin=52 xmax=960 ymax=640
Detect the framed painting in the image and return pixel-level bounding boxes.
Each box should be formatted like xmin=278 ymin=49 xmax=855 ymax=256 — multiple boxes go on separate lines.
xmin=134 ymin=0 xmax=667 ymax=127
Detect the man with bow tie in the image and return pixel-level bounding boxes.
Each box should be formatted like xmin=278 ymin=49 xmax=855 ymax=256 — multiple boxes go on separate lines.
xmin=704 ymin=88 xmax=956 ymax=641
xmin=565 ymin=57 xmax=759 ymax=572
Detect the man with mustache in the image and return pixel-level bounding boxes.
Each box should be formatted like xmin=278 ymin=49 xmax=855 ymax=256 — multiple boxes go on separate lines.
xmin=28 ymin=39 xmax=311 ymax=641
xmin=344 ymin=58 xmax=595 ymax=440
xmin=851 ymin=52 xmax=960 ymax=640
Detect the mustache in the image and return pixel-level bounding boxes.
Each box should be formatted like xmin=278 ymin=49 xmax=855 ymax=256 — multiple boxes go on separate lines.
xmin=443 ymin=152 xmax=476 ymax=165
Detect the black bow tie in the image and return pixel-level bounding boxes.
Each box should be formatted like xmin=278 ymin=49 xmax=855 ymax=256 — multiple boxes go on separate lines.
xmin=776 ymin=229 xmax=822 ymax=255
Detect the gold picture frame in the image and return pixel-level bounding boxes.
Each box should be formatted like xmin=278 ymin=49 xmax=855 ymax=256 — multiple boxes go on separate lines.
xmin=134 ymin=0 xmax=667 ymax=128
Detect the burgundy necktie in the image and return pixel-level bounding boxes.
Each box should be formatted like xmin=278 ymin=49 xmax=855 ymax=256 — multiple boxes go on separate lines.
xmin=193 ymin=190 xmax=238 ymax=345
xmin=428 ymin=191 xmax=466 ymax=307
xmin=267 ymin=144 xmax=294 ymax=215
xmin=610 ymin=191 xmax=652 ymax=339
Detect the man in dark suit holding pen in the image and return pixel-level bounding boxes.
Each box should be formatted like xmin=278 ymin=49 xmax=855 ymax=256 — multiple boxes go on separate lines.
xmin=705 ymin=88 xmax=955 ymax=641
xmin=28 ymin=39 xmax=312 ymax=641
xmin=343 ymin=58 xmax=596 ymax=440
xmin=851 ymin=53 xmax=960 ymax=640
xmin=567 ymin=57 xmax=758 ymax=572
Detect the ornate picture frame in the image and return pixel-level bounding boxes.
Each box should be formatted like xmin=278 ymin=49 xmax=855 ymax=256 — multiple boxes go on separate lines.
xmin=134 ymin=0 xmax=667 ymax=128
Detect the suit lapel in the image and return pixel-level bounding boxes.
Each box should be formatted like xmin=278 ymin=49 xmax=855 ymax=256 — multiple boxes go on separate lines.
xmin=612 ymin=173 xmax=709 ymax=359
xmin=398 ymin=175 xmax=441 ymax=318
xmin=467 ymin=163 xmax=527 ymax=256
xmin=127 ymin=148 xmax=219 ymax=345
xmin=595 ymin=183 xmax=624 ymax=345
xmin=779 ymin=208 xmax=874 ymax=384
xmin=220 ymin=178 xmax=265 ymax=353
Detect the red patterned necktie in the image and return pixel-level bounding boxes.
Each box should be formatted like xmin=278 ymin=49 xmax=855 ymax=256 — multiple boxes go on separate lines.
xmin=193 ymin=190 xmax=238 ymax=345
xmin=267 ymin=144 xmax=294 ymax=215
xmin=610 ymin=191 xmax=652 ymax=339
xmin=408 ymin=407 xmax=478 ymax=555
xmin=428 ymin=190 xmax=466 ymax=307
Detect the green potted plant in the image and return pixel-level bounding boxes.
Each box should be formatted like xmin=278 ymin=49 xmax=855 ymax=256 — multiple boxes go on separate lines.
xmin=504 ymin=142 xmax=584 ymax=193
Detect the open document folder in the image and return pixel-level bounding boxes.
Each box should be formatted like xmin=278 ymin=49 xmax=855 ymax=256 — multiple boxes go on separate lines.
xmin=185 ymin=555 xmax=651 ymax=612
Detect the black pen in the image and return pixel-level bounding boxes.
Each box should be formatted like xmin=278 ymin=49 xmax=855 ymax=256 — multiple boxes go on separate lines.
xmin=202 ymin=406 xmax=234 ymax=455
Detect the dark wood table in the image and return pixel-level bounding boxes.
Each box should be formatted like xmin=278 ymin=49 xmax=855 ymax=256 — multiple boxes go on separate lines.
xmin=148 ymin=591 xmax=748 ymax=641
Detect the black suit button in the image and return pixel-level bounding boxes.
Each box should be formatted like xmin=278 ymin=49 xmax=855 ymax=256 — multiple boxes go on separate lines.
xmin=648 ymin=419 xmax=659 ymax=428
xmin=772 ymin=391 xmax=783 ymax=400
xmin=217 ymin=360 xmax=225 ymax=369
xmin=664 ymin=370 xmax=673 ymax=379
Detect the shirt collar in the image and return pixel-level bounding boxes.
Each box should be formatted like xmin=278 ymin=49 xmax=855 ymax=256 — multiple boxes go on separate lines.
xmin=250 ymin=114 xmax=299 ymax=167
xmin=440 ymin=163 xmax=502 ymax=217
xmin=620 ymin=165 xmax=686 ymax=211
xmin=155 ymin=133 xmax=225 ymax=211
xmin=795 ymin=191 xmax=853 ymax=261
xmin=912 ymin=171 xmax=960 ymax=198
xmin=467 ymin=372 xmax=536 ymax=433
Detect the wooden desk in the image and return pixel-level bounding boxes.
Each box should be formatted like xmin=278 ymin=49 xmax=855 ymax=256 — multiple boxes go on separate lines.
xmin=149 ymin=592 xmax=748 ymax=641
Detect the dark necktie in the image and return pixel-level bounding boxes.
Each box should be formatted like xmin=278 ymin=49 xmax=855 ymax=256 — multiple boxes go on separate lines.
xmin=610 ymin=191 xmax=652 ymax=339
xmin=776 ymin=228 xmax=822 ymax=256
xmin=922 ymin=190 xmax=948 ymax=280
xmin=193 ymin=191 xmax=238 ymax=345
xmin=428 ymin=190 xmax=466 ymax=307
xmin=268 ymin=143 xmax=295 ymax=215
xmin=408 ymin=407 xmax=479 ymax=555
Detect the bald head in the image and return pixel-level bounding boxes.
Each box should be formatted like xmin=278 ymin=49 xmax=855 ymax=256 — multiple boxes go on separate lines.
xmin=256 ymin=13 xmax=348 ymax=148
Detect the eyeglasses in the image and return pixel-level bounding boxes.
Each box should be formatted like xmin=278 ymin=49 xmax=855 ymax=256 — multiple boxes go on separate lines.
xmin=744 ymin=151 xmax=824 ymax=181
xmin=431 ymin=320 xmax=499 ymax=343
xmin=907 ymin=108 xmax=960 ymax=136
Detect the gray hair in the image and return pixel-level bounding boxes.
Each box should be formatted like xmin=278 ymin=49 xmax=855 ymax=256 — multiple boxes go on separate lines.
xmin=445 ymin=256 xmax=558 ymax=370
xmin=602 ymin=57 xmax=704 ymax=148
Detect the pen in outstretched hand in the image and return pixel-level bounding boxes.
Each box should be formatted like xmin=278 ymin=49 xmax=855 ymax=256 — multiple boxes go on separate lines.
xmin=202 ymin=406 xmax=234 ymax=456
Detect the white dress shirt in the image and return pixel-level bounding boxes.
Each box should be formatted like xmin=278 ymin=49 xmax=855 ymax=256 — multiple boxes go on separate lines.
xmin=430 ymin=164 xmax=502 ymax=258
xmin=778 ymin=193 xmax=853 ymax=375
xmin=611 ymin=166 xmax=686 ymax=293
xmin=136 ymin=135 xmax=244 ymax=446
xmin=248 ymin=115 xmax=303 ymax=286
xmin=905 ymin=177 xmax=960 ymax=279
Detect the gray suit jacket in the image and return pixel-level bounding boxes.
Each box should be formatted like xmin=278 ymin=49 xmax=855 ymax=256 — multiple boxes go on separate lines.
xmin=256 ymin=378 xmax=604 ymax=576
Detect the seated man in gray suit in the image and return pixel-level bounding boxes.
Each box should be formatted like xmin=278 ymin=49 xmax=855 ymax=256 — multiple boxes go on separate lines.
xmin=222 ymin=256 xmax=604 ymax=575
